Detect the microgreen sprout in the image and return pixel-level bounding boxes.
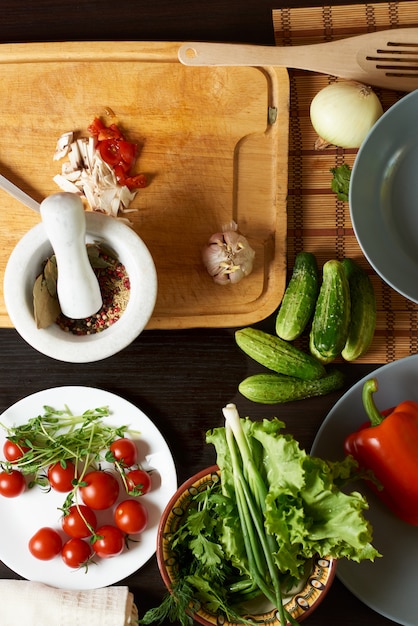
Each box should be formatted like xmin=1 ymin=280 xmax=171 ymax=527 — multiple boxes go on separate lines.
xmin=0 ymin=404 xmax=139 ymax=518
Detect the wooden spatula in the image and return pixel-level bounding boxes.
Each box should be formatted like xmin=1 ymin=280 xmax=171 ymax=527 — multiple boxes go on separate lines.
xmin=178 ymin=28 xmax=418 ymax=91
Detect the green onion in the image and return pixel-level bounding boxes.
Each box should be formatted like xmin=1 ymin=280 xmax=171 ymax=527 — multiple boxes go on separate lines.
xmin=223 ymin=404 xmax=298 ymax=626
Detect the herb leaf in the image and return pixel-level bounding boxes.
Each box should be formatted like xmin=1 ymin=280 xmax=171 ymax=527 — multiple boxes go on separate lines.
xmin=330 ymin=164 xmax=351 ymax=201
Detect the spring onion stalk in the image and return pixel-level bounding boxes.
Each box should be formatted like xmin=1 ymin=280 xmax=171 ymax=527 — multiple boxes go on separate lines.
xmin=223 ymin=404 xmax=298 ymax=626
xmin=225 ymin=425 xmax=271 ymax=592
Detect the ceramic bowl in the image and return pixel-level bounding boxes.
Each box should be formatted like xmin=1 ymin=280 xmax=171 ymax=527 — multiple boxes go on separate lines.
xmin=4 ymin=212 xmax=157 ymax=363
xmin=157 ymin=465 xmax=337 ymax=626
xmin=349 ymin=89 xmax=418 ymax=303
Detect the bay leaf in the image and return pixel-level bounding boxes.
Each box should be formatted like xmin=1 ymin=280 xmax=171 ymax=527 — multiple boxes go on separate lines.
xmin=33 ymin=274 xmax=61 ymax=329
xmin=95 ymin=241 xmax=117 ymax=261
xmin=87 ymin=243 xmax=112 ymax=268
xmin=44 ymin=257 xmax=58 ymax=297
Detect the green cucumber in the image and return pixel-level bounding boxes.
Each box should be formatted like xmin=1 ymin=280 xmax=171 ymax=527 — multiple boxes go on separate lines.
xmin=341 ymin=258 xmax=376 ymax=361
xmin=309 ymin=259 xmax=351 ymax=364
xmin=235 ymin=327 xmax=326 ymax=380
xmin=275 ymin=252 xmax=319 ymax=341
xmin=238 ymin=369 xmax=345 ymax=404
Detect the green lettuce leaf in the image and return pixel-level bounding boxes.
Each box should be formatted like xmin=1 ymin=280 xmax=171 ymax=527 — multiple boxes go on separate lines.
xmin=207 ymin=416 xmax=380 ymax=581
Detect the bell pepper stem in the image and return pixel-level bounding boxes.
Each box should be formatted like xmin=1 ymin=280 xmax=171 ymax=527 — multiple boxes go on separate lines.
xmin=362 ymin=378 xmax=384 ymax=427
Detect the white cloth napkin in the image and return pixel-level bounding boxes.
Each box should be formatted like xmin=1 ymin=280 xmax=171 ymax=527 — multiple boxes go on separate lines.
xmin=0 ymin=580 xmax=138 ymax=626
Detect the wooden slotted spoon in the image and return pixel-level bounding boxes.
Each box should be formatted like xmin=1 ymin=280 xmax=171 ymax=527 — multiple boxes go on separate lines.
xmin=178 ymin=28 xmax=418 ymax=91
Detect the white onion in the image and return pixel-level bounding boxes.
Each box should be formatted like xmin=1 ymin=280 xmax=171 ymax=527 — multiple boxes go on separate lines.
xmin=310 ymin=80 xmax=383 ymax=149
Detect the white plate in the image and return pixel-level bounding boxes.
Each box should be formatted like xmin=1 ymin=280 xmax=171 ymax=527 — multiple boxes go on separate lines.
xmin=311 ymin=355 xmax=418 ymax=626
xmin=0 ymin=386 xmax=177 ymax=589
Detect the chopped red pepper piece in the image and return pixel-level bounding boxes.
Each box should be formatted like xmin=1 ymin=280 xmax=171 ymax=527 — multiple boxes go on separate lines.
xmin=88 ymin=117 xmax=146 ymax=191
xmin=344 ymin=377 xmax=418 ymax=526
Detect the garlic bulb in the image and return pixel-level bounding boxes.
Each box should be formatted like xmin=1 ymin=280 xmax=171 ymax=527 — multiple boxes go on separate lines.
xmin=202 ymin=221 xmax=255 ymax=285
xmin=310 ymin=80 xmax=383 ymax=149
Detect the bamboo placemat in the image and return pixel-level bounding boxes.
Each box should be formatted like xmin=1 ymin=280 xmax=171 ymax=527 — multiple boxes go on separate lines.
xmin=272 ymin=2 xmax=418 ymax=363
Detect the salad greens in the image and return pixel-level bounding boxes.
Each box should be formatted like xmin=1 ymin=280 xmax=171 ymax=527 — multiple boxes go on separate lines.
xmin=140 ymin=405 xmax=379 ymax=626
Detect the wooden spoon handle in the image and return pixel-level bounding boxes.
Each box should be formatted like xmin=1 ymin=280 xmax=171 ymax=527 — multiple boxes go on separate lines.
xmin=178 ymin=42 xmax=297 ymax=67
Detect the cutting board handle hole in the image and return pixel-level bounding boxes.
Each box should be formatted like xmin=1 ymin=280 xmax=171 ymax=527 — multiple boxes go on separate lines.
xmin=184 ymin=46 xmax=197 ymax=59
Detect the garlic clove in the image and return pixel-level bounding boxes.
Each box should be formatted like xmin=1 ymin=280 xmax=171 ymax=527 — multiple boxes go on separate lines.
xmin=53 ymin=131 xmax=74 ymax=161
xmin=52 ymin=174 xmax=80 ymax=194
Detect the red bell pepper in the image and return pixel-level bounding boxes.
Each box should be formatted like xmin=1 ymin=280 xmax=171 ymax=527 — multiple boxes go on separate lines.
xmin=344 ymin=377 xmax=418 ymax=526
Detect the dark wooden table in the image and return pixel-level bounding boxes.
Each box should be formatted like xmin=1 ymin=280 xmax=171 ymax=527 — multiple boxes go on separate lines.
xmin=0 ymin=1 xmax=398 ymax=624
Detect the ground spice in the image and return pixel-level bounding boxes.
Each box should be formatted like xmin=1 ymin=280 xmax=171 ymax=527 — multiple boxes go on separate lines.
xmin=56 ymin=248 xmax=130 ymax=335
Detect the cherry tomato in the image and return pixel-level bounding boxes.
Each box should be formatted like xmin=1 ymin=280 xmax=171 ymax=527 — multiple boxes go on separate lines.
xmin=109 ymin=438 xmax=137 ymax=467
xmin=98 ymin=139 xmax=137 ymax=170
xmin=92 ymin=525 xmax=125 ymax=558
xmin=47 ymin=460 xmax=76 ymax=493
xmin=113 ymin=164 xmax=129 ymax=186
xmin=113 ymin=166 xmax=146 ymax=190
xmin=87 ymin=118 xmax=145 ymax=191
xmin=124 ymin=173 xmax=147 ymax=190
xmin=98 ymin=123 xmax=124 ymax=141
xmin=118 ymin=140 xmax=137 ymax=166
xmin=61 ymin=504 xmax=97 ymax=538
xmin=61 ymin=537 xmax=92 ymax=568
xmin=3 ymin=440 xmax=29 ymax=462
xmin=0 ymin=469 xmax=26 ymax=497
xmin=98 ymin=139 xmax=123 ymax=167
xmin=79 ymin=470 xmax=119 ymax=510
xmin=114 ymin=499 xmax=148 ymax=535
xmin=126 ymin=468 xmax=152 ymax=495
xmin=88 ymin=117 xmax=107 ymax=137
xmin=28 ymin=527 xmax=62 ymax=560
xmin=88 ymin=118 xmax=123 ymax=140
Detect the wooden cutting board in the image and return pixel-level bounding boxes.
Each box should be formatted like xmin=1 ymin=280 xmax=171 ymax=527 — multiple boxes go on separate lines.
xmin=0 ymin=41 xmax=289 ymax=329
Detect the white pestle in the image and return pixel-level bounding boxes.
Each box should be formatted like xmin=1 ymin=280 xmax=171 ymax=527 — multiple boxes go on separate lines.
xmin=40 ymin=192 xmax=103 ymax=319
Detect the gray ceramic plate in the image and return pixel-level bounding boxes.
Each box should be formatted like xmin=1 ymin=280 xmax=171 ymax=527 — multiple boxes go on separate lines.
xmin=311 ymin=354 xmax=418 ymax=625
xmin=350 ymin=90 xmax=418 ymax=303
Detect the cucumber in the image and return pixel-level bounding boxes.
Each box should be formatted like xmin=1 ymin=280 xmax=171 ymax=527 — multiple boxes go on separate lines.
xmin=235 ymin=327 xmax=326 ymax=380
xmin=275 ymin=252 xmax=319 ymax=341
xmin=309 ymin=259 xmax=351 ymax=364
xmin=341 ymin=258 xmax=376 ymax=361
xmin=238 ymin=369 xmax=345 ymax=404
